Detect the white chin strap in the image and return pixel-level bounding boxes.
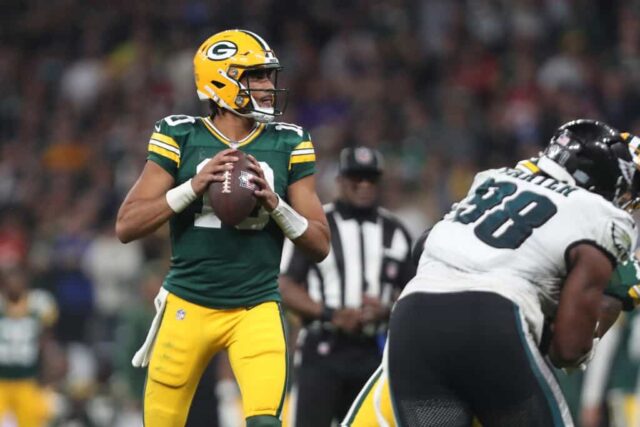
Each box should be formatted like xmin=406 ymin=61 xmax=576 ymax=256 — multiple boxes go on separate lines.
xmin=198 ymin=70 xmax=276 ymax=123
xmin=197 ymin=89 xmax=275 ymax=123
xmin=223 ymin=102 xmax=275 ymax=123
xmin=538 ymin=156 xmax=577 ymax=185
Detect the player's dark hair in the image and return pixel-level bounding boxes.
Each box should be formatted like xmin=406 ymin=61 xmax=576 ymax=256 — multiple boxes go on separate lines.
xmin=208 ymin=99 xmax=220 ymax=118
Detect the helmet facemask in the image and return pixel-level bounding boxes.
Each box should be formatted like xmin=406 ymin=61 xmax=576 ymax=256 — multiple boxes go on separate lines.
xmin=232 ymin=66 xmax=288 ymax=123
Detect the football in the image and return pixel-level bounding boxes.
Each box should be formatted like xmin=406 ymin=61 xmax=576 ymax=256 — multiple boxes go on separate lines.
xmin=208 ymin=150 xmax=258 ymax=226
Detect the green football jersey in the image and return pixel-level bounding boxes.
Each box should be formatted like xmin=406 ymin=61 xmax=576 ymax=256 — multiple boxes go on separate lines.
xmin=147 ymin=115 xmax=316 ymax=308
xmin=0 ymin=290 xmax=57 ymax=379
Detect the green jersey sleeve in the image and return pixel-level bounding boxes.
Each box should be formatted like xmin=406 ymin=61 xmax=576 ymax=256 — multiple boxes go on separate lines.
xmin=146 ymin=115 xmax=196 ymax=177
xmin=605 ymin=257 xmax=640 ymax=311
xmin=288 ymin=128 xmax=316 ymax=183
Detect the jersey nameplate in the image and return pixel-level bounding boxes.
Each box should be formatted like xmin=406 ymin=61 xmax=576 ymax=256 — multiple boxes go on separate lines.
xmin=500 ymin=168 xmax=577 ymax=197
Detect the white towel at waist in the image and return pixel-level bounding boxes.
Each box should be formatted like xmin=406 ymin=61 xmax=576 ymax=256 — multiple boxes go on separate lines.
xmin=132 ymin=287 xmax=169 ymax=368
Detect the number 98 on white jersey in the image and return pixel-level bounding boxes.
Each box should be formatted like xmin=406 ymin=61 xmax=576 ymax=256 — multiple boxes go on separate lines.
xmin=403 ymin=166 xmax=638 ymax=342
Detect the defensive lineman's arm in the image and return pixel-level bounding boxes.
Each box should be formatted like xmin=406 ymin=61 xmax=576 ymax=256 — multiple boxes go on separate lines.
xmin=549 ymin=244 xmax=615 ymax=368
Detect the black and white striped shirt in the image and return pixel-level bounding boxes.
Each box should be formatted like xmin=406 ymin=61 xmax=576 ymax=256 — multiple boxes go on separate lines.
xmin=281 ymin=201 xmax=414 ymax=312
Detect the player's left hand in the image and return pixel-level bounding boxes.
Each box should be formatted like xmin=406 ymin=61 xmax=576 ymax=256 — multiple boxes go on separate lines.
xmin=247 ymin=154 xmax=279 ymax=211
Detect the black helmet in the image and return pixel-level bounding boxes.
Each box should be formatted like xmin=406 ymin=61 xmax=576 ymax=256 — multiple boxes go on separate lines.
xmin=541 ymin=119 xmax=640 ymax=210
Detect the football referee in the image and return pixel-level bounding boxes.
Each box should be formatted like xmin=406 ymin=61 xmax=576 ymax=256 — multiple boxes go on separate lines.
xmin=280 ymin=147 xmax=414 ymax=427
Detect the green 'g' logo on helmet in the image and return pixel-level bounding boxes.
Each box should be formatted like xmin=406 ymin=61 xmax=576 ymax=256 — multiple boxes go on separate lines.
xmin=206 ymin=41 xmax=238 ymax=61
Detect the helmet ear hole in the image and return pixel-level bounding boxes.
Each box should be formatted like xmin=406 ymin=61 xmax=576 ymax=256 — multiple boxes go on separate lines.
xmin=211 ymin=81 xmax=225 ymax=89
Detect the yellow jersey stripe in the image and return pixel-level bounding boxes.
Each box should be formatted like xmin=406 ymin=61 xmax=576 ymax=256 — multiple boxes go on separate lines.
xmin=290 ymin=154 xmax=316 ymax=164
xmin=294 ymin=141 xmax=313 ymax=150
xmin=150 ymin=139 xmax=181 ymax=155
xmin=151 ymin=132 xmax=179 ymax=149
xmin=149 ymin=144 xmax=180 ymax=165
xmin=201 ymin=118 xmax=265 ymax=147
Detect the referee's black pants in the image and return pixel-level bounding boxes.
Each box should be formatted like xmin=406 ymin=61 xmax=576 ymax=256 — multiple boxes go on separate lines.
xmin=291 ymin=329 xmax=382 ymax=427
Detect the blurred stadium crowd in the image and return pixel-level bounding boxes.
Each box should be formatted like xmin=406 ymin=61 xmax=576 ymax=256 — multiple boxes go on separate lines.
xmin=3 ymin=0 xmax=640 ymax=425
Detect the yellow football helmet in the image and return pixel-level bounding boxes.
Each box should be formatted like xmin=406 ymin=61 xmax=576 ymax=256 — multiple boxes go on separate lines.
xmin=194 ymin=29 xmax=287 ymax=123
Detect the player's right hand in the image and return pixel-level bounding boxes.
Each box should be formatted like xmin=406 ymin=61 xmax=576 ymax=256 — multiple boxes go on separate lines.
xmin=190 ymin=148 xmax=239 ymax=195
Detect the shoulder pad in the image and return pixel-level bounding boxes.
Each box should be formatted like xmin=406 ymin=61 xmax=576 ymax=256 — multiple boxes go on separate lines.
xmin=155 ymin=115 xmax=199 ymax=137
xmin=270 ymin=122 xmax=310 ymax=144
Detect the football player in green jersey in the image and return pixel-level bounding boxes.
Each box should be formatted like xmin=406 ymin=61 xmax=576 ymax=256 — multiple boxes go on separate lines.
xmin=0 ymin=267 xmax=57 ymax=427
xmin=116 ymin=29 xmax=330 ymax=427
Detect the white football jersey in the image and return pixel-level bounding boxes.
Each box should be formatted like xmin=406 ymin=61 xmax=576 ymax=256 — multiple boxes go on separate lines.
xmin=403 ymin=166 xmax=638 ymax=342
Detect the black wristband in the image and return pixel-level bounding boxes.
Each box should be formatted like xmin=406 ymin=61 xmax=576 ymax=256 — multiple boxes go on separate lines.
xmin=320 ymin=307 xmax=335 ymax=322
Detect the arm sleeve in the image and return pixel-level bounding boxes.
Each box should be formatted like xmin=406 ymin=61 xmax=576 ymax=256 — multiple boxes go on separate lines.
xmin=288 ymin=129 xmax=316 ymax=184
